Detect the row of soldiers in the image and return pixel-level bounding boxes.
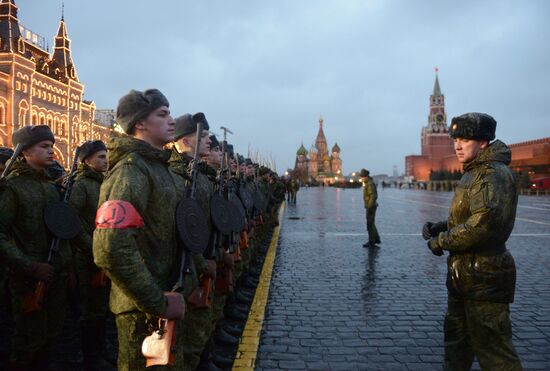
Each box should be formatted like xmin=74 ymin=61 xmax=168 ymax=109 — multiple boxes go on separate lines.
xmin=0 ymin=88 xmax=286 ymax=371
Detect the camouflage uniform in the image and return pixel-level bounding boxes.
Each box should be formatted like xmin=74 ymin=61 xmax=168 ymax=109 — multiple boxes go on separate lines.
xmin=0 ymin=159 xmax=71 ymax=368
xmin=169 ymin=150 xmax=215 ymax=371
xmin=363 ymin=176 xmax=380 ymax=244
xmin=70 ymin=163 xmax=111 ymax=365
xmin=289 ymin=179 xmax=299 ymax=204
xmin=93 ymin=137 xmax=185 ymax=371
xmin=433 ymin=141 xmax=522 ymax=371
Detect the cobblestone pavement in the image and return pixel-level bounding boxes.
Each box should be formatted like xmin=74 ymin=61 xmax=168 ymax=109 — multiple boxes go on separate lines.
xmin=255 ymin=187 xmax=550 ymax=371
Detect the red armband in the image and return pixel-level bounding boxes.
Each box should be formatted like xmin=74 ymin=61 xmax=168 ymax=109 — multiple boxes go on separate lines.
xmin=96 ymin=200 xmax=145 ymax=229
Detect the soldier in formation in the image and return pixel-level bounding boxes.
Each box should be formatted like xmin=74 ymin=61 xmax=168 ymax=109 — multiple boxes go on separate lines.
xmin=422 ymin=113 xmax=523 ymax=371
xmin=70 ymin=139 xmax=113 ymax=371
xmin=0 ymin=88 xmax=285 ymax=371
xmin=0 ymin=125 xmax=73 ymax=370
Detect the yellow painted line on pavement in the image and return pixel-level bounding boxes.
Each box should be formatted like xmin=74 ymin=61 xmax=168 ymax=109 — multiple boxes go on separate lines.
xmin=232 ymin=202 xmax=285 ymax=371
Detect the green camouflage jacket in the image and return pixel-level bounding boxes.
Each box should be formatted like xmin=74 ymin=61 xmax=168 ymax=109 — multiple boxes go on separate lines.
xmin=0 ymin=159 xmax=71 ymax=275
xmin=437 ymin=140 xmax=518 ymax=303
xmin=93 ymin=137 xmax=185 ymax=316
xmin=70 ymin=163 xmax=104 ymax=258
xmin=362 ymin=177 xmax=377 ymax=209
xmin=289 ymin=179 xmax=300 ymax=192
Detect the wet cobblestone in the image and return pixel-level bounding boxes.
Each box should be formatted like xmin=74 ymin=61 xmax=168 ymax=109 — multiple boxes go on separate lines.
xmin=255 ymin=188 xmax=550 ymax=371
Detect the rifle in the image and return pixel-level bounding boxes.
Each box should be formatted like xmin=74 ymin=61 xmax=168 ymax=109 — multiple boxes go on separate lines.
xmin=23 ymin=145 xmax=81 ymax=313
xmin=253 ymin=167 xmax=265 ymax=225
xmin=220 ymin=127 xmax=244 ymax=262
xmin=0 ymin=144 xmax=23 ymax=180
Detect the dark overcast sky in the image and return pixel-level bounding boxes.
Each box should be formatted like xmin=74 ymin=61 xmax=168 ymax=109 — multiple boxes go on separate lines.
xmin=20 ymin=0 xmax=550 ymax=175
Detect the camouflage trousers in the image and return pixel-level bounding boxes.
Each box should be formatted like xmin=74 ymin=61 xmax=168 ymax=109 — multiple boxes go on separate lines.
xmin=366 ymin=207 xmax=380 ymax=243
xmin=8 ymin=273 xmax=68 ymax=367
xmin=75 ymin=251 xmax=110 ymax=323
xmin=290 ymin=191 xmax=297 ymax=204
xmin=181 ymin=306 xmax=212 ymax=371
xmin=115 ymin=311 xmax=184 ymax=371
xmin=444 ymin=295 xmax=522 ymax=371
xmin=210 ymin=291 xmax=227 ymax=336
xmin=241 ymin=243 xmax=251 ymax=274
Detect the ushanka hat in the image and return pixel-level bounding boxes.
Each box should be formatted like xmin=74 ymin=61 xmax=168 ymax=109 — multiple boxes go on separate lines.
xmin=78 ymin=140 xmax=107 ymax=162
xmin=359 ymin=168 xmax=369 ymax=177
xmin=192 ymin=112 xmax=209 ymax=131
xmin=174 ymin=112 xmax=210 ymax=140
xmin=209 ymin=135 xmax=219 ymax=149
xmin=116 ymin=89 xmax=170 ymax=133
xmin=449 ymin=113 xmax=496 ymax=141
xmin=12 ymin=125 xmax=55 ymax=151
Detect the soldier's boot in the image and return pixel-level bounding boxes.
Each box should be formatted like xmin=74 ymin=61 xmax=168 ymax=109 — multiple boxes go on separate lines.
xmin=235 ymin=290 xmax=253 ymax=304
xmin=225 ymin=305 xmax=248 ymax=321
xmin=248 ymin=266 xmax=262 ymax=278
xmin=214 ymin=327 xmax=239 ymax=346
xmin=80 ymin=322 xmax=116 ymax=371
xmin=212 ymin=352 xmax=234 ymax=369
xmin=238 ymin=273 xmax=258 ymax=290
xmin=223 ymin=323 xmax=243 ymax=337
xmin=196 ymin=337 xmax=214 ymax=371
xmin=206 ymin=361 xmax=224 ymax=371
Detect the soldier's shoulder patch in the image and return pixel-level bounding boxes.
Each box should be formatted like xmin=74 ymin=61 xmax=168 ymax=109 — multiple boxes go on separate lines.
xmin=96 ymin=200 xmax=144 ymax=229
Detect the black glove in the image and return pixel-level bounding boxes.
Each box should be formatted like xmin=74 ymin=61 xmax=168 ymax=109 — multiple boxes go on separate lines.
xmin=427 ymin=238 xmax=444 ymax=256
xmin=422 ymin=222 xmax=434 ymax=240
xmin=422 ymin=221 xmax=448 ymax=240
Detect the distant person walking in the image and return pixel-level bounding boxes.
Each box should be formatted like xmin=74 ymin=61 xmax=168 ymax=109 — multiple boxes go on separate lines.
xmin=360 ymin=169 xmax=380 ymax=247
xmin=289 ymin=178 xmax=300 ymax=204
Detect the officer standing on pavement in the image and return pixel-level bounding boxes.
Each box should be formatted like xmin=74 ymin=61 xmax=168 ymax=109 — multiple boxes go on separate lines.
xmin=360 ymin=169 xmax=381 ymax=248
xmin=422 ymin=112 xmax=523 ymax=371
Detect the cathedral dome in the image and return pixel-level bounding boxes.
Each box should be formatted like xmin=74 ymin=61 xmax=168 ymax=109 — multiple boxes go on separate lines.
xmin=332 ymin=142 xmax=341 ymax=153
xmin=296 ymin=144 xmax=308 ymax=156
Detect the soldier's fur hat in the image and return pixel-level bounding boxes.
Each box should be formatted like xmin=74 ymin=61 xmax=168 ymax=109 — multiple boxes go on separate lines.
xmin=174 ymin=114 xmax=194 ymax=141
xmin=78 ymin=140 xmax=107 ymax=162
xmin=192 ymin=112 xmax=209 ymax=131
xmin=244 ymin=158 xmax=253 ymax=166
xmin=12 ymin=125 xmax=55 ymax=151
xmin=449 ymin=113 xmax=496 ymax=141
xmin=226 ymin=144 xmax=234 ymax=158
xmin=116 ymin=89 xmax=170 ymax=134
xmin=209 ymin=135 xmax=219 ymax=149
xmin=174 ymin=112 xmax=210 ymax=141
xmin=360 ymin=168 xmax=369 ymax=177
xmin=0 ymin=147 xmax=14 ymax=164
xmin=259 ymin=166 xmax=270 ymax=176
